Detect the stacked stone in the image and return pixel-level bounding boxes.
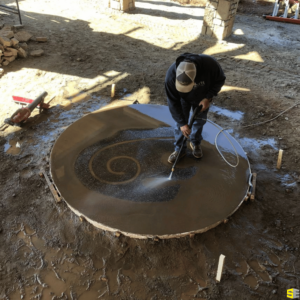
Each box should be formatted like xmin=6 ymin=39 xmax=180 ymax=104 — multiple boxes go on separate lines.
xmin=0 ymin=26 xmax=29 ymax=68
xmin=0 ymin=24 xmax=47 ymax=73
xmin=201 ymin=0 xmax=239 ymax=40
xmin=109 ymin=0 xmax=135 ymax=12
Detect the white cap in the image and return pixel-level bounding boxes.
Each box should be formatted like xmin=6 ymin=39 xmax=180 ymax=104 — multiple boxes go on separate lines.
xmin=175 ymin=61 xmax=196 ymax=93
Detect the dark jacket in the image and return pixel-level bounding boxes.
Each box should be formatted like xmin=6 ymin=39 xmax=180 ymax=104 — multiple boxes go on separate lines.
xmin=165 ymin=53 xmax=226 ymax=126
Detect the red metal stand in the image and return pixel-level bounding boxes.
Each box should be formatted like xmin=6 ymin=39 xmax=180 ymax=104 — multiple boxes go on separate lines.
xmin=265 ymin=15 xmax=300 ymax=24
xmin=12 ymin=96 xmax=50 ymax=109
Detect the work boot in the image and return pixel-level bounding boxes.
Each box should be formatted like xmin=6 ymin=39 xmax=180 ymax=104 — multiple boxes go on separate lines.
xmin=190 ymin=142 xmax=203 ymax=159
xmin=168 ymin=150 xmax=186 ymax=164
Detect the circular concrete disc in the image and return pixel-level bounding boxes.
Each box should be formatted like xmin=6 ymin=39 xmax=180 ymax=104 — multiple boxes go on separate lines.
xmin=50 ymin=104 xmax=251 ymax=239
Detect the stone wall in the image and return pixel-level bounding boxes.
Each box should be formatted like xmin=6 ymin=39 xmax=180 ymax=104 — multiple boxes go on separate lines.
xmin=201 ymin=0 xmax=239 ymax=39
xmin=108 ymin=0 xmax=135 ymax=11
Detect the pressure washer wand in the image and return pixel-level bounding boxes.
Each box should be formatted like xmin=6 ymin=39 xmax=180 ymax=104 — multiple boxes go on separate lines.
xmin=169 ymin=105 xmax=203 ymax=180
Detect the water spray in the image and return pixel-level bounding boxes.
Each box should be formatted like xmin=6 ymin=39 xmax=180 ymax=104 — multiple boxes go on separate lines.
xmin=169 ymin=105 xmax=203 ymax=180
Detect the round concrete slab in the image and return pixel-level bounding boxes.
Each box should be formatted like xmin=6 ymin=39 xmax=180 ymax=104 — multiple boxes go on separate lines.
xmin=50 ymin=104 xmax=251 ymax=239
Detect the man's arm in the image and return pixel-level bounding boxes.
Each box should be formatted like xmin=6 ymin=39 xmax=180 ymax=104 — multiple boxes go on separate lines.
xmin=205 ymin=58 xmax=226 ymax=100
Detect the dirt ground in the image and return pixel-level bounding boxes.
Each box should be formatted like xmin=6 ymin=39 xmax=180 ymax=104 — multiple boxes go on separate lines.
xmin=1 ymin=0 xmax=300 ymax=299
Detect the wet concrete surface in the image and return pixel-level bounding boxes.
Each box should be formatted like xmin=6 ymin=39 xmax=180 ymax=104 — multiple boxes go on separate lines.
xmin=51 ymin=104 xmax=251 ymax=237
xmin=75 ymin=127 xmax=198 ymax=203
xmin=210 ymin=104 xmax=244 ymax=121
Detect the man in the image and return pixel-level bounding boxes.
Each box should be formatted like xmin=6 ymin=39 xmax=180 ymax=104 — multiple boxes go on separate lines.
xmin=165 ymin=53 xmax=226 ymax=163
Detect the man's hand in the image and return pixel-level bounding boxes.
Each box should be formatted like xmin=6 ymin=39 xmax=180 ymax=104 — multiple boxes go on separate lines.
xmin=199 ymin=98 xmax=211 ymax=112
xmin=180 ymin=124 xmax=191 ymax=138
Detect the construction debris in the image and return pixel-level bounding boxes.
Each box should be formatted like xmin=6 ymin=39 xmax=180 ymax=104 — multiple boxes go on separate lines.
xmin=0 ymin=26 xmax=47 ymax=68
xmin=36 ymin=37 xmax=48 ymax=43
xmin=30 ymin=49 xmax=44 ymax=57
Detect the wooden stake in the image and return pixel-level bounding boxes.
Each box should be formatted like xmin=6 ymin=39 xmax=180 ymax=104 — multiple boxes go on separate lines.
xmin=250 ymin=173 xmax=257 ymax=201
xmin=216 ymin=254 xmax=226 ymax=282
xmin=42 ymin=170 xmax=62 ymax=203
xmin=277 ymin=149 xmax=283 ymax=169
xmin=111 ymin=84 xmax=115 ymax=98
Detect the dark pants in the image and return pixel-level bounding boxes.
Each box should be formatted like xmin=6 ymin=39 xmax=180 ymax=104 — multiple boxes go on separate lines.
xmin=174 ymin=99 xmax=208 ymax=152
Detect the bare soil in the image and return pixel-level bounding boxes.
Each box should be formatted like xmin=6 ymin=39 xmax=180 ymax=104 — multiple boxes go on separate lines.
xmin=1 ymin=0 xmax=300 ymax=299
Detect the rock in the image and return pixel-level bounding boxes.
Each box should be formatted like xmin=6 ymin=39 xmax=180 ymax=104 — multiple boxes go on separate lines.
xmin=36 ymin=37 xmax=48 ymax=42
xmin=14 ymin=30 xmax=33 ymax=42
xmin=2 ymin=60 xmax=9 ymax=66
xmin=12 ymin=194 xmax=16 ymax=197
xmin=0 ymin=30 xmax=14 ymax=39
xmin=3 ymin=51 xmax=13 ymax=57
xmin=4 ymin=56 xmax=15 ymax=63
xmin=19 ymin=43 xmax=28 ymax=50
xmin=2 ymin=25 xmax=12 ymax=31
xmin=17 ymin=48 xmax=27 ymax=58
xmin=0 ymin=45 xmax=4 ymax=52
xmin=6 ymin=48 xmax=18 ymax=56
xmin=13 ymin=25 xmax=24 ymax=30
xmin=0 ymin=36 xmax=12 ymax=47
xmin=0 ymin=68 xmax=3 ymax=75
xmin=30 ymin=49 xmax=44 ymax=57
xmin=11 ymin=38 xmax=19 ymax=46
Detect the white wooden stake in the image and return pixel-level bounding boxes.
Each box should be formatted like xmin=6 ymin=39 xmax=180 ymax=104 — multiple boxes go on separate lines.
xmin=277 ymin=149 xmax=283 ymax=169
xmin=216 ymin=254 xmax=226 ymax=282
xmin=111 ymin=84 xmax=115 ymax=98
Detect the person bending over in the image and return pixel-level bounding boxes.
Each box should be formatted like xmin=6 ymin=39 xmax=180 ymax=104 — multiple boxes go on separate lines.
xmin=165 ymin=52 xmax=226 ymax=163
